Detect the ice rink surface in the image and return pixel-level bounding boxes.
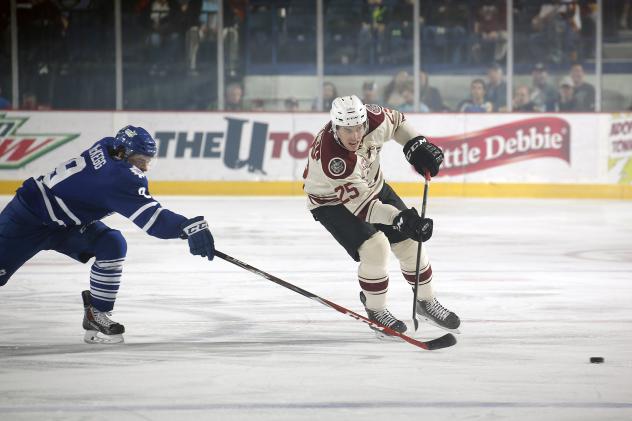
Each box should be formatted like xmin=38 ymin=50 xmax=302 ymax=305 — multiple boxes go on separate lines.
xmin=1 ymin=195 xmax=631 ymax=421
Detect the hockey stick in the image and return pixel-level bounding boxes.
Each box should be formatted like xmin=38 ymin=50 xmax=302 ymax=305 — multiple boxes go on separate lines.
xmin=215 ymin=250 xmax=456 ymax=351
xmin=412 ymin=170 xmax=431 ymax=331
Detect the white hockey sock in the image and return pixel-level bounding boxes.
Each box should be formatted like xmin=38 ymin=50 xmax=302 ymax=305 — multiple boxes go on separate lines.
xmin=358 ymin=232 xmax=390 ymax=311
xmin=391 ymin=238 xmax=434 ymax=300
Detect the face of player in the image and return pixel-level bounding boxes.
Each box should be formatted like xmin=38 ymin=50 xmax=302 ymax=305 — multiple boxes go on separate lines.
xmin=336 ymin=122 xmax=367 ymax=152
xmin=128 ymin=153 xmax=155 ymax=172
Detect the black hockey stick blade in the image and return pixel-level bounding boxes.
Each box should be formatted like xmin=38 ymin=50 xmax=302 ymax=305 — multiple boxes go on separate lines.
xmin=425 ymin=332 xmax=457 ymax=350
xmin=215 ymin=250 xmax=457 ymax=351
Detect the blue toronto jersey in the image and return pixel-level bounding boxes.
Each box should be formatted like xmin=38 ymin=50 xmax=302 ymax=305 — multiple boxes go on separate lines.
xmin=16 ymin=137 xmax=187 ymax=239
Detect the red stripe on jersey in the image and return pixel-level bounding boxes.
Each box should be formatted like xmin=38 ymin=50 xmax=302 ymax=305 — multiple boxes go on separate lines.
xmin=308 ymin=194 xmax=340 ymax=205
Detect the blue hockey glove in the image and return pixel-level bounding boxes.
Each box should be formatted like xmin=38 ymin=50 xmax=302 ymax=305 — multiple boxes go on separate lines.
xmin=180 ymin=216 xmax=215 ymax=260
xmin=393 ymin=208 xmax=433 ymax=242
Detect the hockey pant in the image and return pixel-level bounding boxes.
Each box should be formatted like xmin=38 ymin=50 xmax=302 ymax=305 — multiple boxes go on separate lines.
xmin=0 ymin=195 xmax=127 ymax=311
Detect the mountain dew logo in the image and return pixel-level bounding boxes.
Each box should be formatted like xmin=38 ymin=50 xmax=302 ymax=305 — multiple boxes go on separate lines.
xmin=0 ymin=114 xmax=79 ymax=169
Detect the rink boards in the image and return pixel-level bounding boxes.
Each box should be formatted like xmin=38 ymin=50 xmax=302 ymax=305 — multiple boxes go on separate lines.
xmin=0 ymin=110 xmax=631 ymax=199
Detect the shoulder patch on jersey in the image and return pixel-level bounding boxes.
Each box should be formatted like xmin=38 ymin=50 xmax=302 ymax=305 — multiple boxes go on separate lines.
xmin=129 ymin=166 xmax=146 ymax=179
xmin=328 ymin=157 xmax=346 ymax=176
xmin=365 ymin=103 xmax=382 ymax=115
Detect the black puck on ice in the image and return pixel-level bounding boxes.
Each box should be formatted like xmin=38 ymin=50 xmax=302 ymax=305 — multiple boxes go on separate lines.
xmin=590 ymin=357 xmax=604 ymax=363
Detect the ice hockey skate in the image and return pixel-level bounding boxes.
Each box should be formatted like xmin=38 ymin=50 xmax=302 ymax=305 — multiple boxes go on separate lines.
xmin=415 ymin=296 xmax=461 ymax=333
xmin=359 ymin=291 xmax=407 ymax=339
xmin=82 ymin=290 xmax=125 ymax=344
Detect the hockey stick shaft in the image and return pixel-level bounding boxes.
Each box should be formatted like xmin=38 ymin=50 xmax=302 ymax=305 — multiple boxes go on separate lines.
xmin=215 ymin=250 xmax=455 ymax=351
xmin=412 ymin=171 xmax=431 ymax=331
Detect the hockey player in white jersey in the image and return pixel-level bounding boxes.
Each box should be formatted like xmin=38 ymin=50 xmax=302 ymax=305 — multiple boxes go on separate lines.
xmin=303 ymin=95 xmax=460 ymax=336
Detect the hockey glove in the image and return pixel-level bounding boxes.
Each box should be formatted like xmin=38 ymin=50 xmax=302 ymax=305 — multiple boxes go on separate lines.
xmin=393 ymin=208 xmax=433 ymax=242
xmin=403 ymin=136 xmax=444 ymax=177
xmin=180 ymin=216 xmax=215 ymax=260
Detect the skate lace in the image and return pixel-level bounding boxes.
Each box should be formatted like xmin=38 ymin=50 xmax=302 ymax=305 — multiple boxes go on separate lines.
xmin=425 ymin=298 xmax=450 ymax=321
xmin=372 ymin=309 xmax=400 ymax=328
xmin=92 ymin=310 xmax=116 ymax=327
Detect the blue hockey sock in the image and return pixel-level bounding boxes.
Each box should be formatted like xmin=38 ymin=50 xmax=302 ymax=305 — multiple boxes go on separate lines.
xmin=89 ymin=258 xmax=124 ymax=312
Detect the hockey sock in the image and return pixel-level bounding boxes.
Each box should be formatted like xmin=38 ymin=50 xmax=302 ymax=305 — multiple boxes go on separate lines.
xmin=391 ymin=238 xmax=434 ymax=300
xmin=89 ymin=230 xmax=127 ymax=312
xmin=89 ymin=258 xmax=124 ymax=312
xmin=358 ymin=232 xmax=390 ymax=310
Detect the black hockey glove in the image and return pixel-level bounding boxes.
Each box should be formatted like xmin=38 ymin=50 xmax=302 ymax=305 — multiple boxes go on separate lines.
xmin=180 ymin=216 xmax=215 ymax=260
xmin=393 ymin=208 xmax=433 ymax=242
xmin=403 ymin=136 xmax=444 ymax=177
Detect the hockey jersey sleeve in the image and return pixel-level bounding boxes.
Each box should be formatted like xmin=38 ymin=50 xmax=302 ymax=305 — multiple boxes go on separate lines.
xmin=106 ymin=165 xmax=187 ymax=239
xmin=383 ymin=107 xmax=421 ymax=147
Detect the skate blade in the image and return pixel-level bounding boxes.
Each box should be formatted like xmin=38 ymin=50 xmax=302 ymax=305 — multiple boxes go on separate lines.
xmin=371 ymin=329 xmax=405 ymax=341
xmin=84 ymin=330 xmax=124 ymax=344
xmin=418 ymin=317 xmax=461 ymax=334
xmin=374 ymin=332 xmax=400 ymax=341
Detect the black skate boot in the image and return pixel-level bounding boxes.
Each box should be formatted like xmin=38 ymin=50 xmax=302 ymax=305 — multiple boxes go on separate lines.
xmin=82 ymin=290 xmax=125 ymax=344
xmin=360 ymin=291 xmax=407 ymax=337
xmin=416 ymin=296 xmax=461 ymax=333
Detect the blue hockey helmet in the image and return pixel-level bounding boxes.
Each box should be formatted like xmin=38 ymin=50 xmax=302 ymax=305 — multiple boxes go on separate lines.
xmin=113 ymin=125 xmax=157 ymax=158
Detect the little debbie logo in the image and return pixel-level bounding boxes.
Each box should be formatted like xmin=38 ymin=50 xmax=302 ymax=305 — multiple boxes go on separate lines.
xmin=433 ymin=117 xmax=571 ymax=176
xmin=0 ymin=114 xmax=79 ymax=169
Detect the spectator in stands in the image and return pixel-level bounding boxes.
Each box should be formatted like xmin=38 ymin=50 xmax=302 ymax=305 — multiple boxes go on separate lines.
xmin=21 ymin=92 xmax=48 ymax=110
xmin=512 ymin=85 xmax=537 ymax=112
xmin=398 ymin=81 xmax=430 ymax=113
xmin=147 ymin=0 xmax=180 ymax=76
xmin=457 ymin=79 xmax=493 ymax=113
xmin=179 ymin=0 xmax=203 ymax=76
xmin=361 ymin=81 xmax=380 ymax=104
xmin=529 ymin=1 xmax=581 ymax=64
xmin=284 ymin=97 xmax=300 ymax=112
xmin=224 ymin=82 xmax=244 ymax=111
xmin=312 ymin=81 xmax=338 ymax=111
xmin=530 ymin=62 xmax=557 ymax=112
xmin=622 ymin=1 xmax=631 ymax=29
xmin=383 ymin=70 xmax=410 ymax=108
xmin=358 ymin=0 xmax=388 ymax=65
xmin=16 ymin=0 xmax=66 ymax=108
xmin=570 ymin=63 xmax=595 ymax=111
xmin=419 ymin=70 xmax=447 ymax=111
xmin=555 ymin=76 xmax=578 ymax=111
xmin=384 ymin=0 xmax=414 ymax=65
xmin=0 ymin=87 xmax=10 ymax=110
xmin=250 ymin=98 xmax=265 ymax=111
xmin=471 ymin=2 xmax=507 ymax=64
xmin=485 ymin=63 xmax=507 ymax=111
xmin=419 ymin=0 xmax=468 ymax=64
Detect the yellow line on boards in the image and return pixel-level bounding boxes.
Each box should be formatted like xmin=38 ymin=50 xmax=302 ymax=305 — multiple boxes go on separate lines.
xmin=0 ymin=180 xmax=630 ymax=199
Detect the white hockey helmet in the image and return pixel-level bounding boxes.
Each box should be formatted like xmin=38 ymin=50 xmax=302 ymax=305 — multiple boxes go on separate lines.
xmin=330 ymin=95 xmax=367 ymax=129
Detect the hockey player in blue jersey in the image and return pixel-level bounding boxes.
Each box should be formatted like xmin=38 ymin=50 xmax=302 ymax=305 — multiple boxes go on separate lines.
xmin=0 ymin=125 xmax=215 ymax=344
